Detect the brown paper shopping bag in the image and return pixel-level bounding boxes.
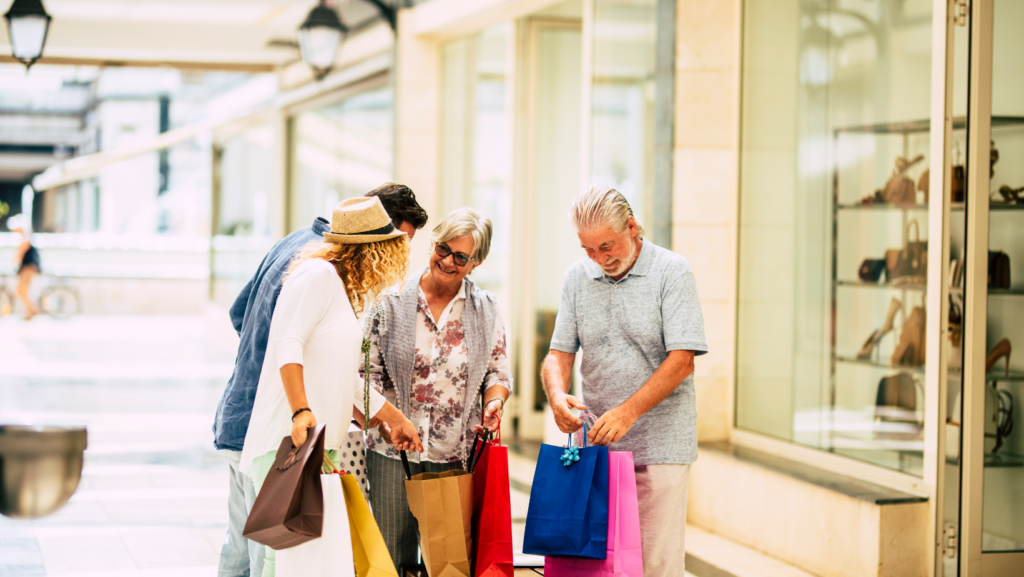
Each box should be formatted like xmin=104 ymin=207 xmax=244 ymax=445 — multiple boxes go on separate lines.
xmin=401 ymin=452 xmax=474 ymax=577
xmin=340 ymin=473 xmax=400 ymax=577
xmin=243 ymin=424 xmax=326 ymax=550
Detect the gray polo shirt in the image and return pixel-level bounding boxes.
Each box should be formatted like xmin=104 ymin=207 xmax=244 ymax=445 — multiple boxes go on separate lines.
xmin=550 ymin=238 xmax=708 ymax=465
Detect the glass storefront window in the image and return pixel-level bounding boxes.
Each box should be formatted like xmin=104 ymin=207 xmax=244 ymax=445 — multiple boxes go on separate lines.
xmin=439 ymin=24 xmax=513 ymax=302
xmin=217 ymin=124 xmax=273 ymax=237
xmin=590 ymin=0 xmax=656 ymax=229
xmin=737 ymin=0 xmax=934 ymax=475
xmin=289 ymin=86 xmax=393 ymax=233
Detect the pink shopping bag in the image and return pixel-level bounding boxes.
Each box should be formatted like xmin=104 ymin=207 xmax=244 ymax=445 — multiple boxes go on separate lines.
xmin=544 ymin=451 xmax=643 ymax=577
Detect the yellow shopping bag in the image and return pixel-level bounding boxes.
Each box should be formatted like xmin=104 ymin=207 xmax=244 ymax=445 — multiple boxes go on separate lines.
xmin=340 ymin=474 xmax=400 ymax=577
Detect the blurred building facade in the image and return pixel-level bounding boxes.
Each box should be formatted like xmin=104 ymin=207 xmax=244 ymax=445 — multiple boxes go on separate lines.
xmin=1 ymin=0 xmax=1022 ymax=575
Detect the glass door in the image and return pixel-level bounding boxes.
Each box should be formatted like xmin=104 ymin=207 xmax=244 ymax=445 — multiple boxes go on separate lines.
xmin=513 ymin=16 xmax=583 ymax=442
xmin=958 ymin=0 xmax=1024 ymax=574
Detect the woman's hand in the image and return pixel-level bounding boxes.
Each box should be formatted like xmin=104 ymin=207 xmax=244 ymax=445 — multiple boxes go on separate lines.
xmin=474 ymin=397 xmax=503 ymax=435
xmin=389 ymin=416 xmax=424 ymax=453
xmin=291 ymin=410 xmax=317 ymax=447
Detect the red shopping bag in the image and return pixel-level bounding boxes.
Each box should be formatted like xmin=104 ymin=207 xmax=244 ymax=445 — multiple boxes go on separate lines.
xmin=470 ymin=428 xmax=514 ymax=577
xmin=544 ymin=451 xmax=643 ymax=577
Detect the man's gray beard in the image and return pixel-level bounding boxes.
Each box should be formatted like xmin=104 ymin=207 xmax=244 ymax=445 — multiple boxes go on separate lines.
xmin=601 ymin=238 xmax=638 ymax=277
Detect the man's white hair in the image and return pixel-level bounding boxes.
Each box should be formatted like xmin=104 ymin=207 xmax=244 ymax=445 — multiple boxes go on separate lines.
xmin=569 ymin=185 xmax=645 ymax=237
xmin=431 ymin=207 xmax=493 ymax=262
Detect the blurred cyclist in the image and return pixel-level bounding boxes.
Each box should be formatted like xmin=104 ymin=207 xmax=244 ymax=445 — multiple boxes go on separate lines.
xmin=7 ymin=214 xmax=40 ymax=320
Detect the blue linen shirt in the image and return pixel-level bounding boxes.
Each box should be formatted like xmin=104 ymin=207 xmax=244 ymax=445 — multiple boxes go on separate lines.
xmin=212 ymin=218 xmax=330 ymax=451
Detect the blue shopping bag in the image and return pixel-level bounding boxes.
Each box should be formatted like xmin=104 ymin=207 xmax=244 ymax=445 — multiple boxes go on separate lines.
xmin=523 ymin=418 xmax=609 ymax=559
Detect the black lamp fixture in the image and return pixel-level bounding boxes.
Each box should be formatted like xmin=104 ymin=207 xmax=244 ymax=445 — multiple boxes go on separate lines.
xmin=4 ymin=0 xmax=52 ymax=69
xmin=297 ymin=1 xmax=348 ymax=80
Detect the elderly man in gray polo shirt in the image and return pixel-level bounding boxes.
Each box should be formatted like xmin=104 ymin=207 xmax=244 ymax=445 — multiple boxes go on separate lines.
xmin=541 ymin=185 xmax=708 ymax=577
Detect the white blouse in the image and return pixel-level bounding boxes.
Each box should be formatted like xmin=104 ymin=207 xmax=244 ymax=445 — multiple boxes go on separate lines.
xmin=240 ymin=258 xmax=386 ymax=473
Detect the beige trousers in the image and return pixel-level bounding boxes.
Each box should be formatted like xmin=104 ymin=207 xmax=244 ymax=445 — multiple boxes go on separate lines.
xmin=634 ymin=463 xmax=691 ymax=577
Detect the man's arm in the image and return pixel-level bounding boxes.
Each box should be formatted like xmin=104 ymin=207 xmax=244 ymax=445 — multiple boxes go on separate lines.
xmin=541 ymin=350 xmax=587 ymax=433
xmin=587 ymin=349 xmax=695 ymax=446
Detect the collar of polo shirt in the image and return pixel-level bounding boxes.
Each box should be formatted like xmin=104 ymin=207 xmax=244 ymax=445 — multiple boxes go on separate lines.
xmin=583 ymin=237 xmax=654 ymax=281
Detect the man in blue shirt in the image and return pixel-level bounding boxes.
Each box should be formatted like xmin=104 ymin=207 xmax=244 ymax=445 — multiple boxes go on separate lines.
xmin=213 ymin=183 xmax=428 ymax=577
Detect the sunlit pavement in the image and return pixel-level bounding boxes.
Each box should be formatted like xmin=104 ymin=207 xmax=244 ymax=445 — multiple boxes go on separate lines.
xmin=0 ymin=313 xmax=545 ymax=577
xmin=0 ymin=314 xmax=238 ymax=576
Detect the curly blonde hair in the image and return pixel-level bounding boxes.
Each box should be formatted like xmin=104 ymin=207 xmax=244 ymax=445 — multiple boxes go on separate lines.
xmin=284 ymin=236 xmax=410 ymax=314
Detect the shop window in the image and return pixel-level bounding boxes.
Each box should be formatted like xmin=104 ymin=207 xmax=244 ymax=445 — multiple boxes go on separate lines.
xmin=737 ymin=0 xmax=934 ymax=475
xmin=590 ymin=0 xmax=656 ymax=233
xmin=439 ymin=24 xmax=513 ymax=303
xmin=217 ymin=124 xmax=273 ymax=237
xmin=289 ymin=86 xmax=393 ymax=233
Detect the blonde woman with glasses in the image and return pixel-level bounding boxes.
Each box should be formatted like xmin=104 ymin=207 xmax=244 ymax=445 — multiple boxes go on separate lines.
xmin=360 ymin=207 xmax=512 ymax=570
xmin=240 ymin=197 xmax=424 ymax=577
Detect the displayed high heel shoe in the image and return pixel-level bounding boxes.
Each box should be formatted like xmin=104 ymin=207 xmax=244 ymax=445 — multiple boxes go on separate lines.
xmin=892 ymin=306 xmax=927 ymax=367
xmin=857 ymin=298 xmax=903 ymax=360
xmin=986 ymin=338 xmax=1012 ymax=376
xmin=997 ymin=185 xmax=1024 ymax=204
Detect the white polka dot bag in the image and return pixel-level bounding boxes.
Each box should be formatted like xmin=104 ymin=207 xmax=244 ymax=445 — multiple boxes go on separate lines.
xmin=344 ymin=422 xmax=370 ymax=502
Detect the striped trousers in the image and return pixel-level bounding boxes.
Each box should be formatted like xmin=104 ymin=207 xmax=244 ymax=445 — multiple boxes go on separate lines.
xmin=366 ymin=450 xmax=462 ymax=571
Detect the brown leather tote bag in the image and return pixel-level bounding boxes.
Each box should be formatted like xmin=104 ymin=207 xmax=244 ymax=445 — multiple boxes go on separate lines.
xmin=243 ymin=424 xmax=326 ymax=550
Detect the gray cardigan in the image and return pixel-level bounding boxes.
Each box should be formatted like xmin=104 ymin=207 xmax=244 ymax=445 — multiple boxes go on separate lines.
xmin=366 ymin=268 xmax=501 ymax=465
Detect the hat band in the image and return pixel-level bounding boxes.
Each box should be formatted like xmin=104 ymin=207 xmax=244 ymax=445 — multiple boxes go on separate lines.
xmin=343 ymin=222 xmax=395 ymax=236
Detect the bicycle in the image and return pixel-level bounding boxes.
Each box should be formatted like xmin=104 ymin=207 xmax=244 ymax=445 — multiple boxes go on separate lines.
xmin=0 ymin=274 xmax=81 ymax=320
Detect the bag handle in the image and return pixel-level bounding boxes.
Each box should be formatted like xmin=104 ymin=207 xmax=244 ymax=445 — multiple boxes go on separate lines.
xmin=905 ymin=220 xmax=920 ymax=248
xmin=469 ymin=428 xmax=490 ymax=473
xmin=400 ymin=450 xmax=412 ymax=481
xmin=568 ymin=413 xmax=599 ymax=448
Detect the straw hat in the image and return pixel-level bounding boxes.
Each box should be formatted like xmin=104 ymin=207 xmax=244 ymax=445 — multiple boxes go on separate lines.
xmin=322 ymin=196 xmax=407 ymax=244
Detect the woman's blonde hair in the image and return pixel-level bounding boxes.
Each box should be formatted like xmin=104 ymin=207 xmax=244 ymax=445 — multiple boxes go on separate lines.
xmin=284 ymin=236 xmax=410 ymax=313
xmin=431 ymin=207 xmax=493 ymax=262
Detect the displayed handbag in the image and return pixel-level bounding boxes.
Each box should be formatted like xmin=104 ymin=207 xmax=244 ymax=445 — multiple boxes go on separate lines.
xmin=402 ymin=451 xmax=475 ymax=577
xmin=880 ymin=155 xmax=925 ymax=204
xmin=874 ymin=373 xmax=923 ymax=440
xmin=524 ymin=415 xmax=609 ymax=560
xmin=989 ymin=250 xmax=1011 ymax=289
xmin=243 ymin=424 xmax=327 ymax=550
xmin=545 ymin=451 xmax=644 ymax=577
xmin=858 ymin=259 xmax=887 ymax=283
xmin=277 ymin=473 xmax=356 ymax=577
xmin=471 ymin=428 xmax=514 ymax=577
xmin=948 ymin=385 xmax=1014 ymax=459
xmin=892 ymin=305 xmax=926 ymax=366
xmin=340 ymin=473 xmax=400 ymax=577
xmin=886 ymin=220 xmax=928 ymax=286
xmin=951 ymin=165 xmax=966 ymax=202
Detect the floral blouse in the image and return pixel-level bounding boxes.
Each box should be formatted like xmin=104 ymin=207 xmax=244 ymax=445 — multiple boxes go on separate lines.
xmin=363 ymin=280 xmax=512 ymax=463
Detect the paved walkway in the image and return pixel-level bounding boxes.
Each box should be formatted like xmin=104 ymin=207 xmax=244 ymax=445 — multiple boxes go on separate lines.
xmin=0 ymin=313 xmax=546 ymax=577
xmin=0 ymin=314 xmax=753 ymax=577
xmin=0 ymin=314 xmax=237 ymax=577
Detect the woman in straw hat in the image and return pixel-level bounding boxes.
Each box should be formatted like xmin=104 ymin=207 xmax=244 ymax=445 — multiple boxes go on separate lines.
xmin=240 ymin=196 xmax=425 ymax=577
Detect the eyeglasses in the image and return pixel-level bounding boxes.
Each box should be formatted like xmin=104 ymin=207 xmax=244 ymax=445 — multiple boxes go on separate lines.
xmin=434 ymin=242 xmax=477 ymax=267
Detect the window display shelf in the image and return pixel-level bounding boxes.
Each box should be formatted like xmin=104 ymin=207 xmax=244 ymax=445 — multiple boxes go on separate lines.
xmin=836 ymin=202 xmax=1024 ymax=212
xmin=947 ymin=453 xmax=1024 ymax=468
xmin=950 ymin=286 xmax=1024 ymax=296
xmin=834 ymin=116 xmax=1024 ymax=135
xmin=835 ymin=355 xmax=1024 ymax=383
xmin=834 ymin=355 xmax=924 ymax=375
xmin=837 ymin=280 xmax=926 ymax=292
